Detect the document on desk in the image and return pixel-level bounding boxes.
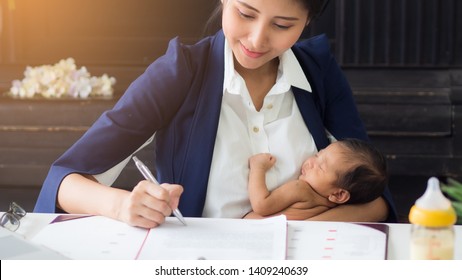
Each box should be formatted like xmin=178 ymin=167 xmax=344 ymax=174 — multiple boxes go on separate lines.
xmin=30 ymin=215 xmax=387 ymax=260
xmin=137 ymin=215 xmax=287 ymax=260
xmin=30 ymin=214 xmax=287 ymax=260
xmin=286 ymin=221 xmax=389 ymax=260
xmin=31 ymin=215 xmax=148 ymax=260
xmin=0 ymin=226 xmax=69 ymax=260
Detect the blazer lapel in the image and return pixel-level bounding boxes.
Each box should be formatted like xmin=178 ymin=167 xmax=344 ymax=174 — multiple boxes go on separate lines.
xmin=178 ymin=32 xmax=225 ymax=216
xmin=292 ymin=87 xmax=330 ymax=150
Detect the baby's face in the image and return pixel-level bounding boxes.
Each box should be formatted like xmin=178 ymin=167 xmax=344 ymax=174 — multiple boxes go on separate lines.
xmin=299 ymin=142 xmax=349 ymax=196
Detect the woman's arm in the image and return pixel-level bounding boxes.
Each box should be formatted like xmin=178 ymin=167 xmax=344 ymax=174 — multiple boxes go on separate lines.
xmin=306 ymin=197 xmax=389 ymax=222
xmin=58 ymin=173 xmax=183 ymax=228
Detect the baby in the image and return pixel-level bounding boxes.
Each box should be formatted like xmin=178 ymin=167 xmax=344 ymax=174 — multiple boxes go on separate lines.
xmin=246 ymin=138 xmax=388 ymax=220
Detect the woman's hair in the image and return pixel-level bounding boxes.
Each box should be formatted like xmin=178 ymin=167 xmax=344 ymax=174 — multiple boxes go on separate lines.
xmin=203 ymin=0 xmax=328 ymax=36
xmin=203 ymin=1 xmax=224 ymax=36
xmin=336 ymin=138 xmax=388 ymax=204
xmin=296 ymin=0 xmax=327 ymax=19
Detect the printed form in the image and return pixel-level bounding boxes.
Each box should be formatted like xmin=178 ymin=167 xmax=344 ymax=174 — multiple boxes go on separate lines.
xmin=137 ymin=215 xmax=287 ymax=260
xmin=31 ymin=215 xmax=287 ymax=260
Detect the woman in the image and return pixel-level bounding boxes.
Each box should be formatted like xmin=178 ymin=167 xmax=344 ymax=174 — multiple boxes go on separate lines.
xmin=35 ymin=0 xmax=397 ymax=228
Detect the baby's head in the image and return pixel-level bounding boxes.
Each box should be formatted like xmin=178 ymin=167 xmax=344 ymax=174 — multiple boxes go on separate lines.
xmin=334 ymin=139 xmax=388 ymax=204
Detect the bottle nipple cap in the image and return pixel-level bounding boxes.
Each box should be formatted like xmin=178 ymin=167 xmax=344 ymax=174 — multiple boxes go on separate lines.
xmin=415 ymin=177 xmax=451 ymax=209
xmin=409 ymin=177 xmax=456 ymax=227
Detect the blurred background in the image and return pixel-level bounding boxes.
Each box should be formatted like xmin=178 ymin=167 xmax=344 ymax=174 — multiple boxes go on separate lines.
xmin=0 ymin=0 xmax=461 ymax=222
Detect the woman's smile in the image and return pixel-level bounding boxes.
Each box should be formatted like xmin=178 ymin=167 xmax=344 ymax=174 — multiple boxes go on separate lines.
xmin=240 ymin=42 xmax=266 ymax=58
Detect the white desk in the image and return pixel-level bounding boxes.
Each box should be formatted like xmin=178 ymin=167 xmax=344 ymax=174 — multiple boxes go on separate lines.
xmin=8 ymin=213 xmax=462 ymax=260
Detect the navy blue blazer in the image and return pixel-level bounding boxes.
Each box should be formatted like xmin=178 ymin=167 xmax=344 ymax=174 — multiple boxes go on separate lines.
xmin=34 ymin=30 xmax=398 ymax=222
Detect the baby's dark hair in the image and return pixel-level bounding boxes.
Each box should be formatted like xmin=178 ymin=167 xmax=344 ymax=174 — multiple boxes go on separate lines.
xmin=336 ymin=138 xmax=388 ymax=204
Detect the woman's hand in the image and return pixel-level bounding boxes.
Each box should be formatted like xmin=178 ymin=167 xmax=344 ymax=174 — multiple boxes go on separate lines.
xmin=243 ymin=211 xmax=264 ymax=219
xmin=118 ymin=181 xmax=184 ymax=228
xmin=306 ymin=197 xmax=389 ymax=222
xmin=243 ymin=197 xmax=389 ymax=222
xmin=58 ymin=173 xmax=183 ymax=229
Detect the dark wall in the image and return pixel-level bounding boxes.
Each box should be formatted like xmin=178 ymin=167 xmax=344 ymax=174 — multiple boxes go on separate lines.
xmin=306 ymin=0 xmax=462 ymax=68
xmin=305 ymin=0 xmax=462 ymax=222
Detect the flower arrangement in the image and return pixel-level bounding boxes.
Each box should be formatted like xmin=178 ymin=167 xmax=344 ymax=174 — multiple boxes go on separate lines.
xmin=7 ymin=58 xmax=116 ymax=99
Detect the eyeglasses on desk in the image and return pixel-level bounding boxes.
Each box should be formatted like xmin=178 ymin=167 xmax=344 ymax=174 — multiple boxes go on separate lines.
xmin=1 ymin=202 xmax=27 ymax=232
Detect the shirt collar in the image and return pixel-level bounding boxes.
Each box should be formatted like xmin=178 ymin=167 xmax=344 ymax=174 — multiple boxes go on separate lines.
xmin=223 ymin=39 xmax=312 ymax=95
xmin=279 ymin=48 xmax=312 ymax=92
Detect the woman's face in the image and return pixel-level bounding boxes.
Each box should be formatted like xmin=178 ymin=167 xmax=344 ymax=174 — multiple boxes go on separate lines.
xmin=222 ymin=0 xmax=309 ymax=71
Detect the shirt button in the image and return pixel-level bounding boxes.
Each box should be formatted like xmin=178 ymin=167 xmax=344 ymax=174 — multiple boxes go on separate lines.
xmin=253 ymin=126 xmax=259 ymax=133
xmin=267 ymin=104 xmax=273 ymax=110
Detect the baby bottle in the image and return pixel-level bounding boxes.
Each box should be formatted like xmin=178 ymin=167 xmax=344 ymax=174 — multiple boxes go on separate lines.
xmin=408 ymin=177 xmax=456 ymax=259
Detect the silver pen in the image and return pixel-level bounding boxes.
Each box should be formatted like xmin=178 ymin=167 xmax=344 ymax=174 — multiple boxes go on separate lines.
xmin=132 ymin=156 xmax=187 ymax=226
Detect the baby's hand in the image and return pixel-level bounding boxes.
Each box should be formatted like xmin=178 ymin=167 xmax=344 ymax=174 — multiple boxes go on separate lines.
xmin=249 ymin=153 xmax=276 ymax=171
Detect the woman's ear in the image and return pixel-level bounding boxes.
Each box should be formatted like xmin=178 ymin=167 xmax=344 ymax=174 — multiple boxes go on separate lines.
xmin=328 ymin=189 xmax=350 ymax=204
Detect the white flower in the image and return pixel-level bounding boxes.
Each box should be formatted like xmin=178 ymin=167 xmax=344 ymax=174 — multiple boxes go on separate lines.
xmin=8 ymin=58 xmax=116 ymax=99
xmin=69 ymin=77 xmax=92 ymax=98
xmin=90 ymin=74 xmax=116 ymax=97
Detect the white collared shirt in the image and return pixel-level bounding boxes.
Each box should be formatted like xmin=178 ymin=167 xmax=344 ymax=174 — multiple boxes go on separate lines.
xmin=202 ymin=40 xmax=317 ymax=218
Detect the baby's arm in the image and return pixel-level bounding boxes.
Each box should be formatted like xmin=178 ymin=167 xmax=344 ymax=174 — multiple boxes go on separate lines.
xmin=248 ymin=154 xmax=311 ymax=216
xmin=248 ymin=153 xmax=276 ymax=216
